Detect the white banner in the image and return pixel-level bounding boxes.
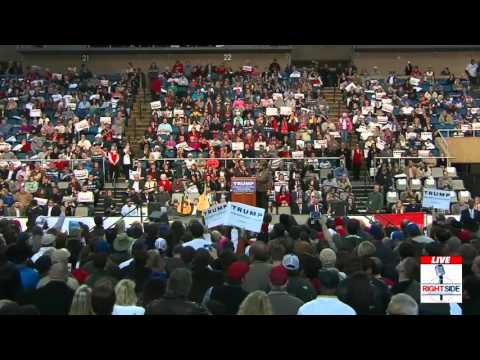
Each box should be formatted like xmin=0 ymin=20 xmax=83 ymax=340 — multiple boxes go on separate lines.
xmin=75 ymin=120 xmax=90 ymax=133
xmin=52 ymin=94 xmax=63 ymax=102
xmin=422 ymin=189 xmax=451 ymax=210
xmin=410 ymin=77 xmax=421 ymax=86
xmin=74 ymin=169 xmax=89 ymax=181
xmin=382 ymin=103 xmax=393 ymax=113
xmin=272 ymin=93 xmax=283 ymax=101
xmin=34 ymin=197 xmax=48 ymax=206
xmin=30 ymin=109 xmax=42 ymax=118
xmin=362 ymin=106 xmax=374 ymax=115
xmin=376 ymin=139 xmax=385 ymax=150
xmin=314 ymin=140 xmax=328 ymax=149
xmin=292 ymin=151 xmax=304 ymax=159
xmin=100 ymin=117 xmax=111 ymax=125
xmin=204 ymin=203 xmax=229 ymax=229
xmin=77 ymin=191 xmax=94 ymax=203
xmin=280 ymin=106 xmax=292 ymax=116
xmin=231 ymin=142 xmax=244 ymax=151
xmin=266 ymin=107 xmax=279 ymax=116
xmin=227 ymin=202 xmax=265 ymax=233
xmin=150 ymin=101 xmax=162 ymax=110
xmin=421 ymin=132 xmax=432 ymax=140
xmin=174 ymin=109 xmax=184 ymax=117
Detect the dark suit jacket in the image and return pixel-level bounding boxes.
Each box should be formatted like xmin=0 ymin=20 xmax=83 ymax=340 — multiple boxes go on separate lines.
xmin=460 ymin=208 xmax=480 ymax=230
xmin=43 ymin=205 xmax=62 ymax=217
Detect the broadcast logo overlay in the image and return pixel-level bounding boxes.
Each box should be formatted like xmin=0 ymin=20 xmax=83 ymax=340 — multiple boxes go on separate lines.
xmin=420 ymin=256 xmax=462 ymax=304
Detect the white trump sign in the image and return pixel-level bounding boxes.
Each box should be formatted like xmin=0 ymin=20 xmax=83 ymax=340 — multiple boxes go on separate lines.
xmin=422 ymin=189 xmax=451 ymax=210
xmin=204 ymin=203 xmax=229 ymax=229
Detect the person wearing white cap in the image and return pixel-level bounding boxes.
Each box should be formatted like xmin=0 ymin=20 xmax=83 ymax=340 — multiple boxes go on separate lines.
xmin=31 ymin=234 xmax=56 ymax=263
xmin=282 ymin=254 xmax=316 ymax=303
xmin=154 ymin=238 xmax=167 ymax=254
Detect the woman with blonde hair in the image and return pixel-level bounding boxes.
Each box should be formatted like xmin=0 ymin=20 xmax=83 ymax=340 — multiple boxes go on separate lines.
xmin=69 ymin=285 xmax=94 ymax=315
xmin=237 ymin=291 xmax=273 ymax=315
xmin=112 ymin=279 xmax=145 ymax=315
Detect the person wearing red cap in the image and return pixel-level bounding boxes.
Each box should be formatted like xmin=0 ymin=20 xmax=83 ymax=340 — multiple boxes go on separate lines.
xmin=267 ymin=266 xmax=304 ymax=315
xmin=202 ymin=261 xmax=249 ymax=315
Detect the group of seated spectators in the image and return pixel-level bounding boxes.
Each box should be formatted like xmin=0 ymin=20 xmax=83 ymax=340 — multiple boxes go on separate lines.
xmin=1 ymin=57 xmax=478 ymax=220
xmin=1 ymin=204 xmax=480 ymax=315
xmin=127 ymin=59 xmax=363 ymax=216
xmin=338 ymin=60 xmax=479 ymax=214
xmin=0 ymin=62 xmax=143 ymax=216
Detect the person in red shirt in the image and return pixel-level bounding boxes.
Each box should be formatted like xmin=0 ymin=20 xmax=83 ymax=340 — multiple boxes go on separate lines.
xmin=21 ymin=139 xmax=31 ymax=154
xmin=150 ymin=77 xmax=162 ymax=99
xmin=352 ymin=143 xmax=363 ymax=181
xmin=275 ymin=186 xmax=291 ymax=207
xmin=107 ymin=145 xmax=120 ymax=182
xmin=158 ymin=174 xmax=171 ymax=193
xmin=172 ymin=60 xmax=184 ymax=75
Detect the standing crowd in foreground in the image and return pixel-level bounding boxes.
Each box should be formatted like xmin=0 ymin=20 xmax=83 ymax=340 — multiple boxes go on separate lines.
xmin=1 ymin=208 xmax=480 ymax=315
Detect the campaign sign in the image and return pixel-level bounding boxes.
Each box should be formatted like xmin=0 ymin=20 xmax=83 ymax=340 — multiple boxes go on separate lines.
xmin=204 ymin=203 xmax=229 ymax=229
xmin=422 ymin=189 xmax=451 ymax=210
xmin=228 ymin=202 xmax=265 ymax=233
xmin=231 ymin=178 xmax=256 ymax=193
xmin=420 ymin=256 xmax=462 ymax=304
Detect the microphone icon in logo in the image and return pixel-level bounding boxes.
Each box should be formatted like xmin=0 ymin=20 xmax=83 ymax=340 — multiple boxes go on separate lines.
xmin=435 ymin=264 xmax=445 ymax=301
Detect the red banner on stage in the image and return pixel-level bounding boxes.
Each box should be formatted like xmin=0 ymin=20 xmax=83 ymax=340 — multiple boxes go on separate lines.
xmin=374 ymin=212 xmax=425 ymax=230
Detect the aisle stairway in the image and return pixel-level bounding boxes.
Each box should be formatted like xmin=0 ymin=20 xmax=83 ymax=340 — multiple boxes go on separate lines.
xmin=321 ymin=87 xmax=349 ymax=119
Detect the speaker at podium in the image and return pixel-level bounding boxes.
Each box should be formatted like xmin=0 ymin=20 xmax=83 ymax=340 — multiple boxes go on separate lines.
xmin=231 ymin=177 xmax=257 ymax=207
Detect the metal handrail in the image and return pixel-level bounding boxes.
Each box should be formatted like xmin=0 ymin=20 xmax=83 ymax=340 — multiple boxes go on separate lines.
xmin=436 ymin=130 xmax=452 ymax=167
xmin=374 ymin=156 xmax=454 ymax=160
xmin=436 ymin=128 xmax=480 ymax=135
xmin=135 ymin=157 xmax=341 ymax=161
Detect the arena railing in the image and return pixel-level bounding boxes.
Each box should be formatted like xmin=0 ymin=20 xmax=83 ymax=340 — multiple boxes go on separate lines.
xmin=1 ymin=158 xmax=107 ymax=184
xmin=437 ymin=127 xmax=480 ymax=138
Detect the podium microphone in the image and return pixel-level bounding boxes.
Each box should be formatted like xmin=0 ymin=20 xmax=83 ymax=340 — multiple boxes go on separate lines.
xmin=435 ymin=264 xmax=445 ymax=301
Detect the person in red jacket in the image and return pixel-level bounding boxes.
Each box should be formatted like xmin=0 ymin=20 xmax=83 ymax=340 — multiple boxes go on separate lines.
xmin=158 ymin=174 xmax=172 ymax=193
xmin=275 ymin=186 xmax=291 ymax=207
xmin=352 ymin=143 xmax=363 ymax=181
xmin=150 ymin=77 xmax=162 ymax=100
xmin=107 ymin=145 xmax=120 ymax=182
xmin=172 ymin=60 xmax=184 ymax=75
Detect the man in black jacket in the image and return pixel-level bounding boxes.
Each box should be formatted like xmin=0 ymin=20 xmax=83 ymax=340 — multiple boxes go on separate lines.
xmin=146 ymin=268 xmax=209 ymax=315
xmin=460 ymin=199 xmax=480 ymax=232
xmin=43 ymin=200 xmax=62 ymax=217
xmin=0 ymin=236 xmax=22 ymax=301
xmin=26 ymin=200 xmax=44 ymax=230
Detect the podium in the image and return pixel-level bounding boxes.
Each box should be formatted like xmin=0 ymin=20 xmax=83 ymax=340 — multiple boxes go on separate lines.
xmin=231 ymin=177 xmax=257 ymax=207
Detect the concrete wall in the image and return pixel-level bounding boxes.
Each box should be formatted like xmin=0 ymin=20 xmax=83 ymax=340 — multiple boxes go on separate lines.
xmin=20 ymin=52 xmax=291 ymax=74
xmin=291 ymin=45 xmax=353 ymax=62
xmin=0 ymin=45 xmax=22 ymax=61
xmin=353 ymin=50 xmax=480 ymax=76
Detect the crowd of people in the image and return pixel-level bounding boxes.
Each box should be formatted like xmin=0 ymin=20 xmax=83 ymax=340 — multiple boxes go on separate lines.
xmin=0 ymin=58 xmax=365 ymax=220
xmin=0 ymin=62 xmax=142 ymax=216
xmin=1 ymin=207 xmax=480 ymax=315
xmin=338 ymin=60 xmax=479 ymax=215
xmin=1 ymin=56 xmax=479 ymax=219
